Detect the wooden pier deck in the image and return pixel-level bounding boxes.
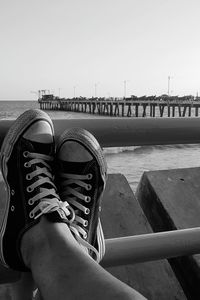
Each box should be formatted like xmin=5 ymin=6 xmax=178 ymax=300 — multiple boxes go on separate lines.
xmin=39 ymin=99 xmax=200 ymax=117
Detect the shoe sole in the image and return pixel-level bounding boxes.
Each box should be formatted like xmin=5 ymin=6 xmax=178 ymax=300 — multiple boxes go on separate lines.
xmin=57 ymin=128 xmax=107 ymax=261
xmin=96 ymin=219 xmax=105 ymax=262
xmin=0 ymin=109 xmax=54 ymax=267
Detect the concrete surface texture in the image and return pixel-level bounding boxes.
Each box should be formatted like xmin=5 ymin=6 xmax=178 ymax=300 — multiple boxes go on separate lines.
xmin=101 ymin=174 xmax=186 ymax=299
xmin=136 ymin=167 xmax=200 ymax=299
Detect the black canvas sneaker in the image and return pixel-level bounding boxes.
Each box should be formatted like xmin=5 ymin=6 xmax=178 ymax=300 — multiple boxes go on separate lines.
xmin=0 ymin=109 xmax=71 ymax=271
xmin=56 ymin=128 xmax=107 ymax=263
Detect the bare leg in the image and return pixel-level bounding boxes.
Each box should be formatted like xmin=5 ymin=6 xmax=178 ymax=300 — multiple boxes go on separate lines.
xmin=11 ymin=273 xmax=35 ymax=300
xmin=21 ymin=217 xmax=146 ymax=300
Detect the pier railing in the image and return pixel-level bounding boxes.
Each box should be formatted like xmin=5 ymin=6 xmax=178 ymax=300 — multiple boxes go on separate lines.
xmin=1 ymin=117 xmax=200 ymax=267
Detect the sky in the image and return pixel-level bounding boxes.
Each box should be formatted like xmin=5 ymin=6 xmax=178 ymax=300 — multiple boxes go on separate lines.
xmin=1 ymin=0 xmax=200 ymax=100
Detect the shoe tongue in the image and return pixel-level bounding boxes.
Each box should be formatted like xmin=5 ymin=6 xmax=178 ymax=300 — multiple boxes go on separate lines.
xmin=32 ymin=141 xmax=54 ymax=155
xmin=59 ymin=160 xmax=93 ymax=175
xmin=23 ymin=138 xmax=54 ymax=155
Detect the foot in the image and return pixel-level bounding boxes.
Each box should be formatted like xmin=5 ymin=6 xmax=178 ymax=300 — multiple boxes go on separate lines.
xmin=56 ymin=128 xmax=107 ymax=263
xmin=0 ymin=109 xmax=71 ymax=271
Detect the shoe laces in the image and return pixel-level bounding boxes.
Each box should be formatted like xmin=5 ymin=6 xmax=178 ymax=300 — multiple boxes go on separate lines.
xmin=24 ymin=151 xmax=73 ymax=221
xmin=59 ymin=172 xmax=100 ymax=262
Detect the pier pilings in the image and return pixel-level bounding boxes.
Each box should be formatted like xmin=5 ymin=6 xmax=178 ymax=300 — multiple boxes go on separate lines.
xmin=39 ymin=99 xmax=200 ymax=117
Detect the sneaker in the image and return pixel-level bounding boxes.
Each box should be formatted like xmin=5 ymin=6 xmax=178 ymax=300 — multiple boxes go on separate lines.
xmin=0 ymin=109 xmax=71 ymax=271
xmin=56 ymin=128 xmax=107 ymax=263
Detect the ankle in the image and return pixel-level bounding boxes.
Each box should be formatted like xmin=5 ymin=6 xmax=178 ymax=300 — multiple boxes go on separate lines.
xmin=20 ymin=217 xmax=49 ymax=268
xmin=20 ymin=216 xmax=80 ymax=269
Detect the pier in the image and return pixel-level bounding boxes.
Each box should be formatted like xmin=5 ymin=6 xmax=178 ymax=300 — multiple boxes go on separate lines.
xmin=1 ymin=117 xmax=200 ymax=298
xmin=38 ymin=96 xmax=200 ymax=117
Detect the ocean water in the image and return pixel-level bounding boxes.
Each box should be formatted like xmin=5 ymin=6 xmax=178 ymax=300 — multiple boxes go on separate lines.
xmin=0 ymin=100 xmax=200 ymax=191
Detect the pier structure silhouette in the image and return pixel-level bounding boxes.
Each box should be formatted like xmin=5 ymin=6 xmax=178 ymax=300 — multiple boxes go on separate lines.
xmin=38 ymin=94 xmax=200 ymax=118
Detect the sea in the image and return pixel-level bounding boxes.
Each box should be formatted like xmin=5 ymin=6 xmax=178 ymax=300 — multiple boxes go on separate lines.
xmin=1 ymin=100 xmax=200 ymax=192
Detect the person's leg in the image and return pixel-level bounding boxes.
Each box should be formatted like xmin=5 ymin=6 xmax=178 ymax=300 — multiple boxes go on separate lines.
xmin=21 ymin=216 xmax=146 ymax=300
xmin=31 ymin=127 xmax=144 ymax=300
xmin=0 ymin=108 xmax=71 ymax=299
xmin=0 ymin=110 xmax=146 ymax=300
xmin=55 ymin=128 xmax=108 ymax=264
xmin=10 ymin=273 xmax=35 ymax=300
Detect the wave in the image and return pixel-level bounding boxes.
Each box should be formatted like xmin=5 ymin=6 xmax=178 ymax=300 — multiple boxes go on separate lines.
xmin=103 ymin=145 xmax=158 ymax=155
xmin=103 ymin=146 xmax=139 ymax=155
xmin=103 ymin=143 xmax=200 ymax=155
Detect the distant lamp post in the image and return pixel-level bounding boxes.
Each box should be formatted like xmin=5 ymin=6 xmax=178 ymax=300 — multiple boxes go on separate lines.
xmin=94 ymin=82 xmax=100 ymax=98
xmin=167 ymin=76 xmax=173 ymax=96
xmin=123 ymin=80 xmax=129 ymax=98
xmin=73 ymin=86 xmax=76 ymax=98
xmin=124 ymin=80 xmax=126 ymax=98
xmin=167 ymin=76 xmax=170 ymax=96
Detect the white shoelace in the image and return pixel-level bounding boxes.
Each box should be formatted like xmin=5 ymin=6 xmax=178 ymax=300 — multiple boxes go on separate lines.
xmin=24 ymin=151 xmax=72 ymax=220
xmin=59 ymin=172 xmax=100 ymax=262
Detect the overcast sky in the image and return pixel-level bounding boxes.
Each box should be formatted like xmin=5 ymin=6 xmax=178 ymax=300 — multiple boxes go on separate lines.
xmin=1 ymin=0 xmax=200 ymax=100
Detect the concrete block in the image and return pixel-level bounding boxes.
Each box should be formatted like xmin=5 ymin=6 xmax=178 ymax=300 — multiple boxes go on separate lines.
xmin=136 ymin=167 xmax=200 ymax=299
xmin=101 ymin=174 xmax=186 ymax=299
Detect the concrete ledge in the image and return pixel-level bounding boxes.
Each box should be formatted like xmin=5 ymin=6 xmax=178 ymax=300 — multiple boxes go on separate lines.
xmin=101 ymin=174 xmax=185 ymax=299
xmin=136 ymin=167 xmax=200 ymax=299
xmin=0 ymin=173 xmax=186 ymax=299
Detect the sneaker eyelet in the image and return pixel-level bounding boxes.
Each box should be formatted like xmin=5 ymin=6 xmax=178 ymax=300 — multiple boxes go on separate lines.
xmin=23 ymin=151 xmax=29 ymax=158
xmin=28 ymin=199 xmax=34 ymax=205
xmin=11 ymin=189 xmax=15 ymax=196
xmin=83 ymin=220 xmax=88 ymax=227
xmin=86 ymin=184 xmax=92 ymax=191
xmin=87 ymin=173 xmax=93 ymax=180
xmin=27 ymin=186 xmax=33 ymax=193
xmin=85 ymin=208 xmax=90 ymax=215
xmin=24 ymin=162 xmax=31 ymax=168
xmin=83 ymin=232 xmax=88 ymax=239
xmin=26 ymin=174 xmax=32 ymax=180
xmin=29 ymin=212 xmax=34 ymax=218
xmin=85 ymin=196 xmax=91 ymax=203
xmin=11 ymin=205 xmax=15 ymax=212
